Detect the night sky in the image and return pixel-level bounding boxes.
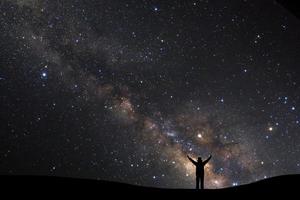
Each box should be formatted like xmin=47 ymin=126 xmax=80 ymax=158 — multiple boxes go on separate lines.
xmin=0 ymin=0 xmax=300 ymax=189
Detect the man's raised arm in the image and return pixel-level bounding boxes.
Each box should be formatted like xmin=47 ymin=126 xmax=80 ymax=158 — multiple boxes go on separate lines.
xmin=187 ymin=155 xmax=197 ymax=165
xmin=203 ymin=155 xmax=212 ymax=165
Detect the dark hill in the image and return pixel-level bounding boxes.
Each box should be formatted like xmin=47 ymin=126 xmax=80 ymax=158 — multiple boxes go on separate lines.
xmin=0 ymin=174 xmax=299 ymax=198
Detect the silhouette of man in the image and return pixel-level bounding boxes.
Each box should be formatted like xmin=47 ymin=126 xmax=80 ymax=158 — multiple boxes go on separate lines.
xmin=187 ymin=155 xmax=212 ymax=189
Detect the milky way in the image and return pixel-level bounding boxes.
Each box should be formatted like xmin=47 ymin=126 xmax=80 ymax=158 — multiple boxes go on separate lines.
xmin=0 ymin=0 xmax=300 ymax=188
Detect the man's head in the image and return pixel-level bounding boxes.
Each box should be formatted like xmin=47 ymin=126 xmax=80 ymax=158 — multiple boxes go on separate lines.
xmin=197 ymin=157 xmax=202 ymax=162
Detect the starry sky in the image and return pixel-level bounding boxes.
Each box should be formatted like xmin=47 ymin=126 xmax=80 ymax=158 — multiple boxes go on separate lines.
xmin=0 ymin=0 xmax=300 ymax=189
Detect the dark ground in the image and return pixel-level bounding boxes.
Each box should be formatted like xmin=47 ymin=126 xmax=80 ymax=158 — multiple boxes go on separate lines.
xmin=0 ymin=174 xmax=299 ymax=198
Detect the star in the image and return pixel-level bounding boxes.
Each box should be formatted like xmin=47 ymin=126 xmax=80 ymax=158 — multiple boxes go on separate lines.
xmin=41 ymin=72 xmax=48 ymax=79
xmin=291 ymin=106 xmax=296 ymax=111
xmin=232 ymin=182 xmax=238 ymax=186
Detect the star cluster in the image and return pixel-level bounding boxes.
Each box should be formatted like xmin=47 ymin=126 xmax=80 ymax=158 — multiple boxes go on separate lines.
xmin=0 ymin=0 xmax=300 ymax=188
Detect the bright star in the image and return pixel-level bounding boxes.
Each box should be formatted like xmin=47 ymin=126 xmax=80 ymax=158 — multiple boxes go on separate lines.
xmin=291 ymin=106 xmax=296 ymax=111
xmin=41 ymin=72 xmax=48 ymax=79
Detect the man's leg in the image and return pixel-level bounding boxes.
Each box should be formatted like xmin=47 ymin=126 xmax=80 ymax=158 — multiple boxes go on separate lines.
xmin=196 ymin=177 xmax=199 ymax=189
xmin=201 ymin=175 xmax=204 ymax=189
